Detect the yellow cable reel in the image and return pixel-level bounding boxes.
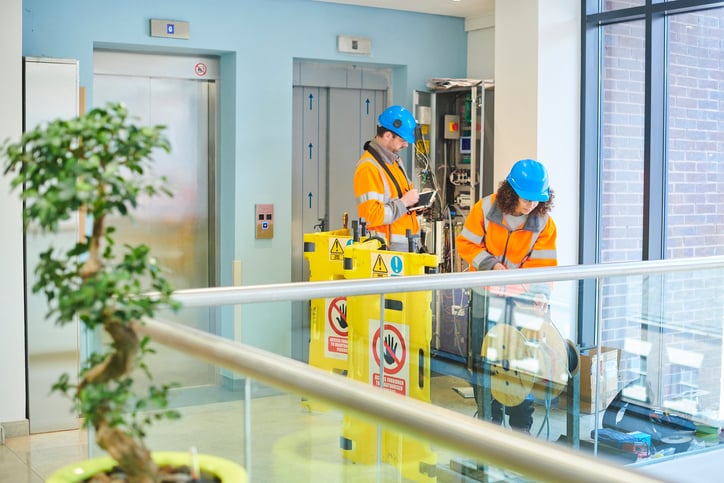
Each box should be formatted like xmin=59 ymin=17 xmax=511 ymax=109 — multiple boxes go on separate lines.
xmin=481 ymin=324 xmax=536 ymax=406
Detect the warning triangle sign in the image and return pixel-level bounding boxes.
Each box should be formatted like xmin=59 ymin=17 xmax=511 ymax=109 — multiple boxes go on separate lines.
xmin=373 ymin=254 xmax=388 ymax=274
xmin=330 ymin=239 xmax=344 ymax=255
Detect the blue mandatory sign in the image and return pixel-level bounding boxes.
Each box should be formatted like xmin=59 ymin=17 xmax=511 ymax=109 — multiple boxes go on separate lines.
xmin=390 ymin=255 xmax=403 ymax=275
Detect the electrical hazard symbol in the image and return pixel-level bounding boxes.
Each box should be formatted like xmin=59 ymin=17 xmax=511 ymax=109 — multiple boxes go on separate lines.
xmin=324 ymin=297 xmax=348 ymax=358
xmin=328 ymin=237 xmax=346 ymax=261
xmin=370 ymin=322 xmax=409 ymax=395
xmin=371 ymin=253 xmax=404 ymax=277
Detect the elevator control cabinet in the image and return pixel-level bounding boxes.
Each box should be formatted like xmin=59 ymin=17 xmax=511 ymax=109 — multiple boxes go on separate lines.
xmin=413 ymin=81 xmax=494 ymax=367
xmin=412 ymin=82 xmax=494 ymax=273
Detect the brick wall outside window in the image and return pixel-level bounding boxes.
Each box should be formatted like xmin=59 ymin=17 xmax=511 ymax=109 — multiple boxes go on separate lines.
xmin=597 ymin=8 xmax=723 ymax=417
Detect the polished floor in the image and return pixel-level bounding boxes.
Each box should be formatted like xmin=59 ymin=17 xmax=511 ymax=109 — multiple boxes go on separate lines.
xmin=0 ymin=374 xmax=599 ymax=482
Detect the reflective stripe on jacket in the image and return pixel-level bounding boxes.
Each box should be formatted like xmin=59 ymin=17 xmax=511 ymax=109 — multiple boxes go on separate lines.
xmin=353 ymin=149 xmax=419 ymax=249
xmin=456 ymin=194 xmax=557 ymax=272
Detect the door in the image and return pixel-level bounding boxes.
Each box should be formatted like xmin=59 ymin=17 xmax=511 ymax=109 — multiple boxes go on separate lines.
xmin=327 ymin=88 xmax=387 ymax=233
xmin=24 ymin=57 xmax=80 ymax=433
xmin=93 ymin=51 xmax=219 ymax=397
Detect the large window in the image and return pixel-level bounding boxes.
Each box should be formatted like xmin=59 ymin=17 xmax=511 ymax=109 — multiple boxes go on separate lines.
xmin=666 ymin=10 xmax=724 ymax=259
xmin=600 ymin=19 xmax=645 ymax=264
xmin=581 ymin=1 xmax=724 ymax=412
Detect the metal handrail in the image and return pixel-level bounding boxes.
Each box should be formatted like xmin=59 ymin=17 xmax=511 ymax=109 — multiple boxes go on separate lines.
xmin=167 ymin=256 xmax=724 ymax=307
xmin=136 ymin=316 xmax=665 ymax=483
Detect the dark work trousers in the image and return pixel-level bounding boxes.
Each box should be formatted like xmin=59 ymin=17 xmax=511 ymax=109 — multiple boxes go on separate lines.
xmin=469 ymin=289 xmax=534 ymax=431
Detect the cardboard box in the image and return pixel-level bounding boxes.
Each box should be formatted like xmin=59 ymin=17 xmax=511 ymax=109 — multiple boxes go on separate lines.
xmin=559 ymin=346 xmax=619 ymax=413
xmin=581 ymin=346 xmax=619 ymax=400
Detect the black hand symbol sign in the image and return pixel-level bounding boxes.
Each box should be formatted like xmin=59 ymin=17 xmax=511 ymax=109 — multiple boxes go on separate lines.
xmin=336 ymin=304 xmax=347 ymax=329
xmin=383 ymin=334 xmax=397 ymax=365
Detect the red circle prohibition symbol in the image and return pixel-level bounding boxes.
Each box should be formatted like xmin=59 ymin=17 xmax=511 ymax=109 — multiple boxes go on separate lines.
xmin=326 ymin=296 xmax=347 ymax=336
xmin=194 ymin=62 xmax=207 ymax=76
xmin=371 ymin=324 xmax=407 ymax=375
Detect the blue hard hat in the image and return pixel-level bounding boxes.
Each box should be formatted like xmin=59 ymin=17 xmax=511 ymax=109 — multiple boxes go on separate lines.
xmin=506 ymin=159 xmax=550 ymax=202
xmin=378 ymin=105 xmax=417 ymax=144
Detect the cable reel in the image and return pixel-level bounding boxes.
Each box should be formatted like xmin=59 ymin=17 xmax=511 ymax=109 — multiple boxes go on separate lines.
xmin=521 ymin=320 xmax=572 ymax=400
xmin=481 ymin=324 xmax=536 ymax=406
xmin=482 ymin=317 xmax=580 ymax=405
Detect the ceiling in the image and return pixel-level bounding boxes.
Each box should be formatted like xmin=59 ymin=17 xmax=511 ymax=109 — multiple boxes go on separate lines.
xmin=314 ymin=0 xmax=495 ymax=19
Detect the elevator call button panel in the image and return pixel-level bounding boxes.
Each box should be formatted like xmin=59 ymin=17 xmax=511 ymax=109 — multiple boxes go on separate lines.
xmin=255 ymin=204 xmax=274 ymax=239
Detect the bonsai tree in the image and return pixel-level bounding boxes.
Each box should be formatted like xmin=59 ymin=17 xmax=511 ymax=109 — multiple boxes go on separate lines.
xmin=3 ymin=103 xmax=181 ymax=482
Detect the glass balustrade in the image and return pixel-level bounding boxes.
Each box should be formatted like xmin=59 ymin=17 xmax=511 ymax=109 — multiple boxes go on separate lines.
xmin=86 ymin=257 xmax=724 ymax=482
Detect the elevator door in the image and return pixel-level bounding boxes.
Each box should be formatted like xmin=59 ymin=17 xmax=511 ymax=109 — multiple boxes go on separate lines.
xmin=93 ymin=51 xmax=218 ymax=396
xmin=291 ymin=84 xmax=386 ymax=361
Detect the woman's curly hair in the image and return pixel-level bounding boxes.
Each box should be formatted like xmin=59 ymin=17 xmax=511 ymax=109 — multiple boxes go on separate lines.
xmin=496 ymin=180 xmax=555 ymax=216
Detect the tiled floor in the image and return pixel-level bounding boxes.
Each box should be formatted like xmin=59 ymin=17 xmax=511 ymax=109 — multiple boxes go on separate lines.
xmin=1 ymin=374 xmax=596 ymax=482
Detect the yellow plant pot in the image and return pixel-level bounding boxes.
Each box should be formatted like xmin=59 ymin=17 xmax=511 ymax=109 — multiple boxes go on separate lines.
xmin=46 ymin=451 xmax=247 ymax=482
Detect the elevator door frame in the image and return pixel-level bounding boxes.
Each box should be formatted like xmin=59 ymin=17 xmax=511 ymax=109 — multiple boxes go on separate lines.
xmin=24 ymin=56 xmax=81 ymax=434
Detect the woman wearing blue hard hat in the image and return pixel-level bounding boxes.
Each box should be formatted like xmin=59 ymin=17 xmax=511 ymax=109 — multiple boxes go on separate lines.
xmin=353 ymin=105 xmax=422 ymax=252
xmin=456 ymin=158 xmax=558 ymax=433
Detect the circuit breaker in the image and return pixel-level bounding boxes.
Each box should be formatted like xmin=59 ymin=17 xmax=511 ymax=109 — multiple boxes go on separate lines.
xmin=443 ymin=114 xmax=460 ymax=139
xmin=255 ymin=203 xmax=274 ymax=239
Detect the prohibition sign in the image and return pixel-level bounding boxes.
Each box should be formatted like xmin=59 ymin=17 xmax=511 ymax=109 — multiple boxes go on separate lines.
xmin=372 ymin=324 xmax=407 ymax=375
xmin=194 ymin=62 xmax=207 ymax=76
xmin=326 ymin=296 xmax=347 ymax=336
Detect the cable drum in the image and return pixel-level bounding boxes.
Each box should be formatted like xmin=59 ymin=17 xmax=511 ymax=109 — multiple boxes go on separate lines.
xmin=481 ymin=324 xmax=535 ymax=406
xmin=520 ymin=321 xmax=570 ymax=400
xmin=482 ymin=317 xmax=581 ymax=407
xmin=659 ymin=433 xmax=694 ymax=453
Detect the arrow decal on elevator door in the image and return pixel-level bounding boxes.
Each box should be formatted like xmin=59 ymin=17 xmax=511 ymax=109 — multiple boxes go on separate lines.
xmin=309 ymin=93 xmax=314 ymax=110
xmin=365 ymin=98 xmax=370 ymax=115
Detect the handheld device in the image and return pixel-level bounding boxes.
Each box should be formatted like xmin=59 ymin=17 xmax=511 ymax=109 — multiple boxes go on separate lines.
xmin=408 ymin=190 xmax=437 ymax=212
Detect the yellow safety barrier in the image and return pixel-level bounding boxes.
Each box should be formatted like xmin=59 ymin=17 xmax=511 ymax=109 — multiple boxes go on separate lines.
xmin=340 ymin=240 xmax=438 ymax=482
xmin=302 ymin=228 xmax=356 ymax=412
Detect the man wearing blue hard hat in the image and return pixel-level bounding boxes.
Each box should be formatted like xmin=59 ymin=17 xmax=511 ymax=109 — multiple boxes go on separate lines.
xmin=353 ymin=105 xmax=421 ymax=252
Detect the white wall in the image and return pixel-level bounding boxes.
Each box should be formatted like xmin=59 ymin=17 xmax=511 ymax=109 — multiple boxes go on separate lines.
xmin=466 ymin=14 xmax=495 ymax=81
xmin=537 ymin=0 xmax=580 ymax=270
xmin=494 ymin=0 xmax=539 ymax=180
xmin=0 ymin=0 xmax=27 ymax=430
xmin=467 ymin=0 xmax=580 ymax=335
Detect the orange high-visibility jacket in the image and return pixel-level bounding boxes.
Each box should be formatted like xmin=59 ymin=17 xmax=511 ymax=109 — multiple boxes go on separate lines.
xmin=456 ymin=193 xmax=557 ymax=273
xmin=353 ymin=144 xmax=419 ymax=249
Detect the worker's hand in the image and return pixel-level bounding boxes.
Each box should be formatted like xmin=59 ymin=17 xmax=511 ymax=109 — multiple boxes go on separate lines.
xmin=401 ymin=189 xmax=419 ymax=208
xmin=492 ymin=262 xmax=506 ymax=270
xmin=533 ymin=293 xmax=548 ymax=314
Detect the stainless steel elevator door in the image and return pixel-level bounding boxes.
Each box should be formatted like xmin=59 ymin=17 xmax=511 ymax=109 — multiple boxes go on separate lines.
xmin=93 ymin=52 xmax=217 ymax=395
xmin=327 ymin=88 xmax=386 ymax=232
xmin=291 ymin=85 xmax=386 ymax=362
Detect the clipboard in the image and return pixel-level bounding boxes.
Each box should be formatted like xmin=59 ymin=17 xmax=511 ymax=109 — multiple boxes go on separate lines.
xmin=408 ymin=190 xmax=437 ymax=212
